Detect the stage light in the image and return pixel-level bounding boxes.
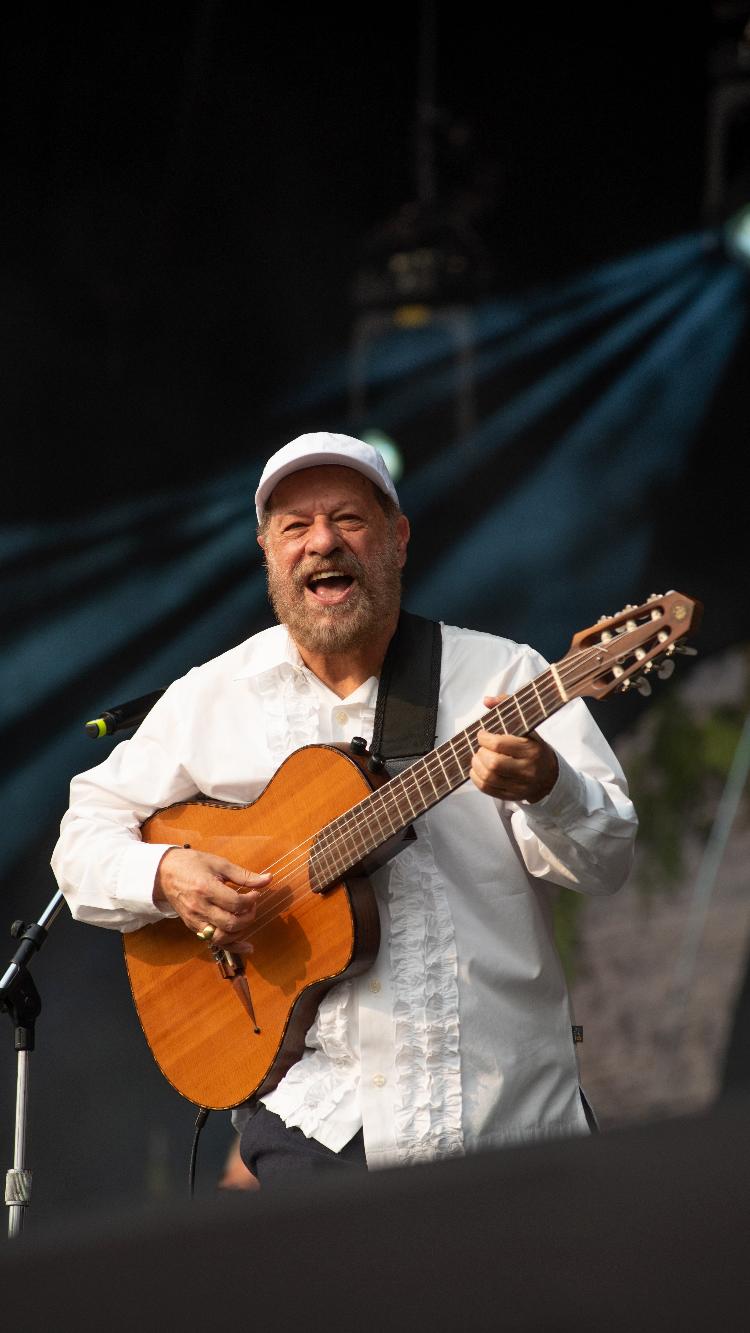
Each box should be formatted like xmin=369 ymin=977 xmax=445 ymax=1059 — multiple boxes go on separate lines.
xmin=411 ymin=262 xmax=747 ymax=644
xmin=724 ymin=202 xmax=750 ymax=266
xmin=358 ymin=428 xmax=405 ymax=483
xmin=350 ymin=200 xmax=494 ymax=312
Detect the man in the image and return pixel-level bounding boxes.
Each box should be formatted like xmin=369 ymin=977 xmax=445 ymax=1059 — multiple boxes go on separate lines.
xmin=51 ymin=431 xmax=637 ymax=1185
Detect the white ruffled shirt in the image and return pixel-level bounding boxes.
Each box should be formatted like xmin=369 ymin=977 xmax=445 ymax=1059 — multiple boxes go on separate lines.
xmin=51 ymin=621 xmax=637 ymax=1167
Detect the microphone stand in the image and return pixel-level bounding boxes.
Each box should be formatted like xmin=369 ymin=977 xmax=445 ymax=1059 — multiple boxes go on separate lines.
xmin=1 ymin=686 xmax=163 ymax=1239
xmin=1 ymin=889 xmax=68 ymax=1239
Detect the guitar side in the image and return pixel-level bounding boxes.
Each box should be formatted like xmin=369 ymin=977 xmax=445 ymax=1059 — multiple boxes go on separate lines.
xmin=123 ymin=745 xmax=383 ymax=1109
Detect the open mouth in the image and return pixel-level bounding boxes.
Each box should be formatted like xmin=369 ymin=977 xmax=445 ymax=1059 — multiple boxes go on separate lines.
xmin=305 ymin=571 xmax=355 ymax=604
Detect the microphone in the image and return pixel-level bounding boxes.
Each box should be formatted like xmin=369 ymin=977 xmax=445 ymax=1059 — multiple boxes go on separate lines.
xmin=85 ymin=688 xmax=166 ymax=738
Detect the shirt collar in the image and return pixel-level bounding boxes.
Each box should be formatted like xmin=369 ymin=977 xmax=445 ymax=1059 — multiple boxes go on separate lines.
xmin=231 ymin=623 xmax=378 ymax=707
xmin=231 ymin=624 xmax=304 ymax=682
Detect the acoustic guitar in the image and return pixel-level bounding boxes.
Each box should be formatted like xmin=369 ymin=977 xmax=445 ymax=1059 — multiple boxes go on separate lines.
xmin=124 ymin=591 xmax=701 ymax=1109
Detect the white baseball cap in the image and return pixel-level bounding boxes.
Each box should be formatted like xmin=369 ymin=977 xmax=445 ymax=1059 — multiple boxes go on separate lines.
xmin=254 ymin=431 xmax=400 ymax=522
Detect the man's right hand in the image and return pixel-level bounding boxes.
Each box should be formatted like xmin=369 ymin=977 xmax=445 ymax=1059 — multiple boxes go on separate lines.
xmin=153 ymin=847 xmax=272 ymax=950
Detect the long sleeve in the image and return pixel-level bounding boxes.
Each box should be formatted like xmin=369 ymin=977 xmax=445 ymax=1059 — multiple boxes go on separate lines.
xmin=51 ymin=681 xmax=196 ymax=931
xmin=50 ymin=626 xmax=322 ymax=933
xmin=436 ymin=625 xmax=637 ymax=901
xmin=510 ymin=695 xmax=637 ymax=896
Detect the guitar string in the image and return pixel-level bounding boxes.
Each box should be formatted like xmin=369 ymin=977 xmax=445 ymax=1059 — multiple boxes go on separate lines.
xmin=231 ymin=656 xmax=577 ymax=906
xmin=230 ymin=639 xmax=599 ymax=892
xmin=207 ymin=616 xmax=664 ymax=922
xmin=204 ymin=608 xmax=670 ymax=926
xmin=236 ymin=617 xmax=677 ymax=940
xmin=219 ymin=639 xmax=617 ymax=944
xmin=217 ymin=669 xmax=557 ymax=899
xmin=226 ymin=635 xmax=643 ymax=942
xmin=229 ymin=680 xmax=576 ymax=943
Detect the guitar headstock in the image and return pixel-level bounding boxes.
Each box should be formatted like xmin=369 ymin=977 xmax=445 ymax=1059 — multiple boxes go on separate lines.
xmin=560 ymin=591 xmax=703 ymax=701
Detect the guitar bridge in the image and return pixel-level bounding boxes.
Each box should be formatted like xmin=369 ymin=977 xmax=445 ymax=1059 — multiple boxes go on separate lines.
xmin=212 ymin=948 xmax=261 ymax=1034
xmin=212 ymin=947 xmax=241 ymax=979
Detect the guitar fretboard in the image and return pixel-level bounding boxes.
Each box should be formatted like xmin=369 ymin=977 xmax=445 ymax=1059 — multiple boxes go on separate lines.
xmin=309 ymin=662 xmax=568 ymax=892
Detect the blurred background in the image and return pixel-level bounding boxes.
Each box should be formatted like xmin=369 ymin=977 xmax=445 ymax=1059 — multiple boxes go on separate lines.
xmin=2 ymin=2 xmax=750 ymax=1227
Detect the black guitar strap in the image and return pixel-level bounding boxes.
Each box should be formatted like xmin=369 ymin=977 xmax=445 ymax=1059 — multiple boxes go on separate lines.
xmin=370 ymin=613 xmax=588 ymax=1069
xmin=370 ymin=609 xmax=442 ymax=775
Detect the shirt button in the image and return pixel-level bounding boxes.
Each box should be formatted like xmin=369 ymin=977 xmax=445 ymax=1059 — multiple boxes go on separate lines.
xmin=372 ymin=1074 xmax=386 ymax=1088
xmin=334 ymin=708 xmax=348 ymax=725
xmin=369 ymin=978 xmax=381 ymax=993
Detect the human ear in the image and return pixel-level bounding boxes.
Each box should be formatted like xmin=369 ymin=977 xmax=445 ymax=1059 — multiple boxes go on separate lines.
xmin=396 ymin=514 xmax=410 ymax=567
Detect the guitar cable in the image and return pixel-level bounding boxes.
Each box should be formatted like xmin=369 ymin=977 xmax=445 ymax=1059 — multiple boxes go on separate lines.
xmin=188 ymin=1106 xmax=211 ymax=1199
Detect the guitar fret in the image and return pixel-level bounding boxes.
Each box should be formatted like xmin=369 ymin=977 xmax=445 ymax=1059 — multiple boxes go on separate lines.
xmin=311 ymin=837 xmax=337 ymax=890
xmin=432 ymin=752 xmax=454 ymax=796
xmin=368 ymin=795 xmax=394 ymax=842
xmin=529 ymin=678 xmax=547 ymax=720
xmin=310 ymin=639 xmax=624 ymax=889
xmin=313 ymin=834 xmax=336 ymax=883
xmin=437 ymin=742 xmax=457 ymax=785
xmin=334 ymin=819 xmax=368 ymax=874
xmin=549 ymin=663 xmax=569 ymax=702
xmin=453 ymin=732 xmax=474 ymax=767
xmin=376 ymin=791 xmax=400 ymax=835
xmin=319 ymin=842 xmax=337 ymax=881
xmin=433 ymin=746 xmax=453 ymax=787
xmin=421 ymin=755 xmax=442 ymax=802
xmin=537 ymin=679 xmax=557 ymax=711
xmin=512 ymin=695 xmax=529 ymax=731
xmin=391 ymin=777 xmax=418 ymax=822
xmin=399 ymin=771 xmax=426 ymax=819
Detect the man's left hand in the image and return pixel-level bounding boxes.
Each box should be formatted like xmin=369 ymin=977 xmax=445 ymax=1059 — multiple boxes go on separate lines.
xmin=471 ymin=694 xmax=559 ymax=804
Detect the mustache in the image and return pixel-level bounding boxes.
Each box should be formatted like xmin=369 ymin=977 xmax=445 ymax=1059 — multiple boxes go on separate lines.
xmin=291 ymin=555 xmax=364 ymax=590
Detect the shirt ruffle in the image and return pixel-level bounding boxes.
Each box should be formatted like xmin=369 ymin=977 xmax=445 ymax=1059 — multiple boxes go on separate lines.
xmin=387 ymin=832 xmax=464 ymax=1163
xmin=262 ymin=981 xmax=359 ymax=1135
xmin=255 ymin=658 xmax=320 ymax=761
xmin=257 ymin=659 xmax=363 ymax=1137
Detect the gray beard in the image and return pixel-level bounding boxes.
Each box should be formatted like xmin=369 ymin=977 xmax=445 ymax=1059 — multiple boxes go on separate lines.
xmin=264 ymin=548 xmax=402 ymax=656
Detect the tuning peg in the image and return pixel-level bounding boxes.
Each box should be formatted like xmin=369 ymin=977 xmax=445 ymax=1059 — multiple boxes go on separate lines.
xmin=675 ymin=645 xmax=697 ymax=656
xmin=635 ymin=676 xmax=652 ymax=697
xmin=657 ymin=659 xmax=675 ymax=680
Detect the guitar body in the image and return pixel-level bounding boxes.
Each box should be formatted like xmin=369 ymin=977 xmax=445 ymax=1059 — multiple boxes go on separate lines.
xmin=123 ymin=745 xmax=383 ymax=1109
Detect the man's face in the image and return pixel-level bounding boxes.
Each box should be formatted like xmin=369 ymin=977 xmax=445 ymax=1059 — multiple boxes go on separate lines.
xmin=258 ymin=465 xmax=409 ymax=656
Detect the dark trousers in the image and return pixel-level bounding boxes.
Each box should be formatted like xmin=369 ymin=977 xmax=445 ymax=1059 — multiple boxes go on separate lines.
xmin=239 ymin=1103 xmax=367 ymax=1188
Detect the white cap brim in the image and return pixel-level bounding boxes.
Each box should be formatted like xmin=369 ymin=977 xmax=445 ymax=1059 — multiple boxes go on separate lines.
xmin=255 ymin=431 xmax=400 ymax=522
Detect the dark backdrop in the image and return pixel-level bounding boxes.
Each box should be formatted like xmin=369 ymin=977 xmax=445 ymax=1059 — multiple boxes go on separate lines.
xmin=2 ymin=3 xmax=749 ymax=1230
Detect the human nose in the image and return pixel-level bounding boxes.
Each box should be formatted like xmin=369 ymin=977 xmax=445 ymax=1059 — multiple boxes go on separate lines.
xmin=305 ymin=516 xmax=342 ymax=556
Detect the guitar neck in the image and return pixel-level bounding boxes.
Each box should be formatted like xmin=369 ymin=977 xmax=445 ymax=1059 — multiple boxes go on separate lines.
xmin=309 ymin=661 xmax=569 ymax=891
